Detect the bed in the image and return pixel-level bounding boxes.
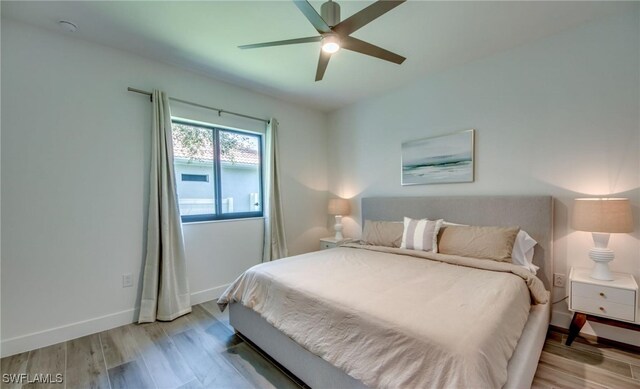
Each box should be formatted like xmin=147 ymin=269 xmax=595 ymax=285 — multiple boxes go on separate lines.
xmin=219 ymin=196 xmax=553 ymax=388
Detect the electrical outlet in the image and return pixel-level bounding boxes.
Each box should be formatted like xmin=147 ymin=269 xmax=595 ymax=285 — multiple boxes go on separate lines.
xmin=122 ymin=273 xmax=133 ymax=288
xmin=553 ymin=273 xmax=566 ymax=288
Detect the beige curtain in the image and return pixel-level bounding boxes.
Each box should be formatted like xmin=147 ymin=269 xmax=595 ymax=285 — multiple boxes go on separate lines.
xmin=138 ymin=90 xmax=191 ymax=323
xmin=263 ymin=118 xmax=288 ymax=261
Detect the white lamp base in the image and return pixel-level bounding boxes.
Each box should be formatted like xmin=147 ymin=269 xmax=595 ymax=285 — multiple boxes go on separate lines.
xmin=589 ymin=233 xmax=614 ymax=281
xmin=334 ymin=215 xmax=344 ymax=241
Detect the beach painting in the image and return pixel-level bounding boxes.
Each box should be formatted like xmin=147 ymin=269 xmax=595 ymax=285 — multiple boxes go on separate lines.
xmin=401 ymin=129 xmax=475 ymax=185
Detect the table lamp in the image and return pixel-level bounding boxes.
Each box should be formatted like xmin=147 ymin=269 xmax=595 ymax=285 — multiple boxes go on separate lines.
xmin=328 ymin=198 xmax=350 ymax=240
xmin=572 ymin=198 xmax=633 ymax=281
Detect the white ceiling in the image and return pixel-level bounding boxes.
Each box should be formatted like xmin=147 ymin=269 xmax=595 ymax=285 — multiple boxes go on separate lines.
xmin=1 ymin=1 xmax=632 ymax=112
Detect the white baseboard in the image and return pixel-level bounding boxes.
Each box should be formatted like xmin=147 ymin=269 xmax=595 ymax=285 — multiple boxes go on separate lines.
xmin=1 ymin=283 xmax=229 ymax=358
xmin=551 ymin=308 xmax=640 ymax=347
xmin=1 ymin=308 xmax=139 ymax=358
xmin=550 ymin=309 xmax=573 ymax=328
xmin=190 ymin=284 xmax=230 ymax=305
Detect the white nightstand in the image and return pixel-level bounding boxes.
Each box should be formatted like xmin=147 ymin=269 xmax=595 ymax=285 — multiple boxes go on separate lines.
xmin=566 ymin=267 xmax=639 ymax=345
xmin=319 ymin=237 xmax=352 ymax=250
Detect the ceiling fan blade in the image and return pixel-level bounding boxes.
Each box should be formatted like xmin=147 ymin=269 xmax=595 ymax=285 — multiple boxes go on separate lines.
xmin=315 ymin=50 xmax=332 ymax=81
xmin=293 ymin=0 xmax=331 ymax=34
xmin=239 ymin=36 xmax=322 ymax=49
xmin=342 ymin=36 xmax=405 ymax=64
xmin=334 ymin=0 xmax=405 ymax=36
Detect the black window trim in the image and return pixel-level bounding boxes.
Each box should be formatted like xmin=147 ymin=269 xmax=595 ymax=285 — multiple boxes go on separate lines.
xmin=172 ymin=118 xmax=264 ymax=223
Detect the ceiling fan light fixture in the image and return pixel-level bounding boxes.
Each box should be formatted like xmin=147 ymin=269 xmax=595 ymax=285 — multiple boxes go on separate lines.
xmin=240 ymin=0 xmax=407 ymax=81
xmin=321 ymin=35 xmax=340 ymax=54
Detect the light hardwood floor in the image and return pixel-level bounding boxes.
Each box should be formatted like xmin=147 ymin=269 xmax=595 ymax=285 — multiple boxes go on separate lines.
xmin=2 ymin=301 xmax=639 ymax=389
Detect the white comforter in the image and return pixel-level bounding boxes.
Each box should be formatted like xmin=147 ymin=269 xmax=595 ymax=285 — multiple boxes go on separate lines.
xmin=218 ymin=244 xmax=548 ymax=389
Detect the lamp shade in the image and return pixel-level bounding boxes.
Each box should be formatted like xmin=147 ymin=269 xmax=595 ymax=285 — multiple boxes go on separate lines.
xmin=572 ymin=198 xmax=633 ymax=233
xmin=328 ymin=198 xmax=350 ymax=216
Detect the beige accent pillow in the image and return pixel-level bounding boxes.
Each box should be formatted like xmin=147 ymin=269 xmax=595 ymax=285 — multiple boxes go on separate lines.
xmin=361 ymin=220 xmax=404 ymax=248
xmin=438 ymin=225 xmax=520 ymax=262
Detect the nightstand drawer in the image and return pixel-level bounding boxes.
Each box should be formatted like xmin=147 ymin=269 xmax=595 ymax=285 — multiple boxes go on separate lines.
xmin=572 ymin=282 xmax=635 ymax=306
xmin=571 ymin=296 xmax=635 ymax=322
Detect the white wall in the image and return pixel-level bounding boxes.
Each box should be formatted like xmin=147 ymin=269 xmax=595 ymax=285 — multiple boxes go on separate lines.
xmin=0 ymin=19 xmax=328 ymax=356
xmin=328 ymin=9 xmax=640 ymax=345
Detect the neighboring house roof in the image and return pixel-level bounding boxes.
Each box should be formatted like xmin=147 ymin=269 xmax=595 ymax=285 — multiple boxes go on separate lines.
xmin=172 ymin=135 xmax=259 ymax=165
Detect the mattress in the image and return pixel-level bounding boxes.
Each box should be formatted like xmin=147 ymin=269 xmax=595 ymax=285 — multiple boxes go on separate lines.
xmin=218 ymin=244 xmax=548 ymax=389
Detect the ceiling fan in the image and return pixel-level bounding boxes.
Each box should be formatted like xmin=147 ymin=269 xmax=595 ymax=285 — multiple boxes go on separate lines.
xmin=239 ymin=0 xmax=406 ymax=81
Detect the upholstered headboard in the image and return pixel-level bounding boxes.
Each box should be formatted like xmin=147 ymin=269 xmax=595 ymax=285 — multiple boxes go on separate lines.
xmin=361 ymin=196 xmax=554 ymax=290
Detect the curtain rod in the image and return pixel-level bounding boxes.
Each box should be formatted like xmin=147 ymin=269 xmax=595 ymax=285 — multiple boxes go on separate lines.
xmin=127 ymin=87 xmax=269 ymax=124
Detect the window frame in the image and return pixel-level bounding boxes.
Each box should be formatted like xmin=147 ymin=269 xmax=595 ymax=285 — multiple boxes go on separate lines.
xmin=172 ymin=118 xmax=264 ymax=223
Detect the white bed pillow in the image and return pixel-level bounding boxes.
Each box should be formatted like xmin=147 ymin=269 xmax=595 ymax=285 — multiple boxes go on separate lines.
xmin=441 ymin=221 xmax=539 ymax=274
xmin=401 ymin=217 xmax=443 ymax=252
xmin=511 ymin=230 xmax=539 ymax=274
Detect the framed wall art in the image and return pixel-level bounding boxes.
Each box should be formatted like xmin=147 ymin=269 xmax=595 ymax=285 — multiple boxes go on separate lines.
xmin=401 ymin=129 xmax=475 ymax=185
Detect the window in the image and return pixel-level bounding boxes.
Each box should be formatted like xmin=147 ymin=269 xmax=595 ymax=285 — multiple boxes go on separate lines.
xmin=172 ymin=119 xmax=263 ymax=222
xmin=181 ymin=174 xmax=209 ymax=182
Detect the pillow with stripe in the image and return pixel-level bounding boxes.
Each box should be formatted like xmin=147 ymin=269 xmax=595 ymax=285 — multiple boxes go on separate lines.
xmin=401 ymin=217 xmax=444 ymax=252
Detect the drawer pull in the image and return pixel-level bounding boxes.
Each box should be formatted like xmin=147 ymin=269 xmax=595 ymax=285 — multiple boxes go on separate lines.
xmin=599 ymin=292 xmax=605 ymax=297
xmin=599 ymin=306 xmax=605 ymax=311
